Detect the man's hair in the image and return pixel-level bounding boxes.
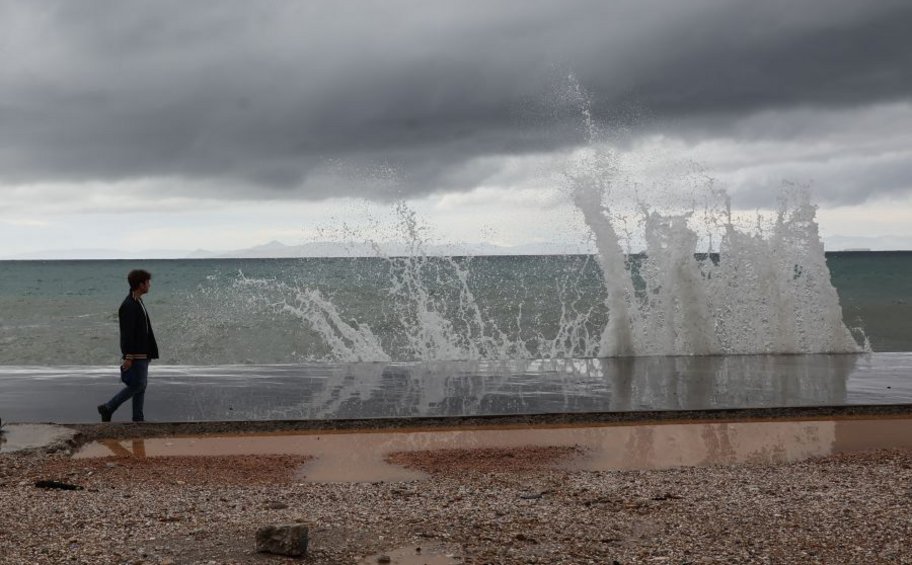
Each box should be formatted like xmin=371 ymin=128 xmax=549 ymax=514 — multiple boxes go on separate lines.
xmin=127 ymin=269 xmax=152 ymax=290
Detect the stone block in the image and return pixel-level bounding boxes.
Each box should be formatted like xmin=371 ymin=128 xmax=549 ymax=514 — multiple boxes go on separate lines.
xmin=255 ymin=523 xmax=309 ymax=557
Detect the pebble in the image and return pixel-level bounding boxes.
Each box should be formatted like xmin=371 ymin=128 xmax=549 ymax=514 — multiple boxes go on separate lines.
xmin=4 ymin=441 xmax=912 ymax=563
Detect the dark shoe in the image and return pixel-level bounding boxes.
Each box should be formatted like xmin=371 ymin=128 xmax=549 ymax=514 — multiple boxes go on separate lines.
xmin=97 ymin=404 xmax=111 ymax=422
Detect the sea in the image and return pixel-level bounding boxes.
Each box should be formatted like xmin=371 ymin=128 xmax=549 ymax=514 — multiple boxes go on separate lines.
xmin=1 ymin=250 xmax=910 ymax=423
xmin=2 ymin=179 xmax=912 ymax=422
xmin=0 ymin=251 xmax=909 ymax=366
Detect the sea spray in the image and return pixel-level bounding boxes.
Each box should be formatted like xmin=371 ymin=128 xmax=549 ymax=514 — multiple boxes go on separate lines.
xmin=567 ymin=155 xmax=636 ymax=356
xmin=225 ymin=177 xmax=860 ymax=363
xmin=201 ymin=200 xmax=608 ymax=363
xmin=170 ymin=80 xmax=862 ymax=362
xmin=235 ymin=206 xmax=599 ymax=362
xmin=566 ymin=165 xmax=861 ymax=355
xmin=558 ymin=75 xmax=860 ymax=356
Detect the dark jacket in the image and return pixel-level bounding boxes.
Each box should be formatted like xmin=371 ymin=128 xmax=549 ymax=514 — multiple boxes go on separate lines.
xmin=119 ymin=294 xmax=159 ymax=359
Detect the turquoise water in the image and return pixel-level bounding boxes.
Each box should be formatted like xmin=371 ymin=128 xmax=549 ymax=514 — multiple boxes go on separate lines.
xmin=0 ymin=252 xmax=908 ymax=365
xmin=825 ymin=252 xmax=912 ymax=352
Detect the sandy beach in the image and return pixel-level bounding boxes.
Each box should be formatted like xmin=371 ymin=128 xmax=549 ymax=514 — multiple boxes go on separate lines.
xmin=3 ymin=418 xmax=912 ymax=565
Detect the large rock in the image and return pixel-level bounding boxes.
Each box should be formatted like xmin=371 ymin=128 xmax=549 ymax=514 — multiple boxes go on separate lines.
xmin=255 ymin=523 xmax=309 ymax=557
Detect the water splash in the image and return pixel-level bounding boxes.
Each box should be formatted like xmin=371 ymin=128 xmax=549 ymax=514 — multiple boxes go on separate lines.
xmin=237 ymin=205 xmax=598 ymax=362
xmin=179 ymin=79 xmax=862 ymax=362
xmin=230 ymin=175 xmax=860 ymax=363
xmin=559 ymin=77 xmax=860 ymax=356
xmin=569 ymin=172 xmax=860 ymax=356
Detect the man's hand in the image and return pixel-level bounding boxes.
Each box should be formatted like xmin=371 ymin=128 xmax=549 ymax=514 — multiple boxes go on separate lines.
xmin=121 ymin=358 xmax=133 ymax=371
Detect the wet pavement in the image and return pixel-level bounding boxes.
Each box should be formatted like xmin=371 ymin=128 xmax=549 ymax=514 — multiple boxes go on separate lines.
xmin=74 ymin=416 xmax=912 ymax=481
xmin=2 ymin=353 xmax=912 ymax=423
xmin=0 ymin=423 xmax=76 ymax=453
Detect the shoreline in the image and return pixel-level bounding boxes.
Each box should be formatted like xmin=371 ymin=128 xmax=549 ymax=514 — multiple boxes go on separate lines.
xmin=59 ymin=402 xmax=912 ymax=446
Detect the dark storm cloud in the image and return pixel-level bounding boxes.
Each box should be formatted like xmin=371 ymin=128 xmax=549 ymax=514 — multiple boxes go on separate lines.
xmin=588 ymin=3 xmax=912 ymax=119
xmin=1 ymin=0 xmax=910 ymax=200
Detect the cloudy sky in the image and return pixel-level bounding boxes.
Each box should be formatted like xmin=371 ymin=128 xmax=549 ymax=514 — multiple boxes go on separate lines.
xmin=1 ymin=0 xmax=911 ymax=257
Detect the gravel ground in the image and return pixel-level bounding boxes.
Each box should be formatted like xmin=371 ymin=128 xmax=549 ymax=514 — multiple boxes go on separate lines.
xmin=2 ymin=436 xmax=912 ymax=564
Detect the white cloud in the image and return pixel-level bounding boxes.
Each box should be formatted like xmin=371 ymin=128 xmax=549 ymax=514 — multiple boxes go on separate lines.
xmin=818 ymin=194 xmax=912 ymax=237
xmin=0 ymin=178 xmax=230 ymax=216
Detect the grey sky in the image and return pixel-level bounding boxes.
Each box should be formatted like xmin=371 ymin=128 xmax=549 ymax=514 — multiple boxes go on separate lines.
xmin=2 ymin=1 xmax=910 ymax=199
xmin=1 ymin=0 xmax=911 ymax=256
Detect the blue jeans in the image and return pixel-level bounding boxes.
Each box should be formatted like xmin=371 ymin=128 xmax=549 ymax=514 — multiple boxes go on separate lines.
xmin=104 ymin=359 xmax=149 ymax=422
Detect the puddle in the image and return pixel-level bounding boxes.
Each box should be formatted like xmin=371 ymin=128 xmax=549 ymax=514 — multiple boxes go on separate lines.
xmin=359 ymin=545 xmax=458 ymax=565
xmin=73 ymin=417 xmax=912 ymax=481
xmin=78 ymin=433 xmax=428 ymax=482
xmin=0 ymin=424 xmax=77 ymax=453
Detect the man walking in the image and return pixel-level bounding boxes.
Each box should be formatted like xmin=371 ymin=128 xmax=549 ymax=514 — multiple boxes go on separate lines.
xmin=97 ymin=269 xmax=159 ymax=422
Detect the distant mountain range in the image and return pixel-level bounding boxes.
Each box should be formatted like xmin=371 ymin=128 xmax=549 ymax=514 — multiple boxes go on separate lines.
xmin=4 ymin=235 xmax=911 ymax=260
xmin=2 ymin=240 xmax=591 ymax=260
xmin=200 ymin=240 xmax=593 ymax=259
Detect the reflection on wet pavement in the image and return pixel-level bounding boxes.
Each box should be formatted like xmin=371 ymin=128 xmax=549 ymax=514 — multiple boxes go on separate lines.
xmin=74 ymin=417 xmax=912 ymax=482
xmin=9 ymin=353 xmax=912 ymax=423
